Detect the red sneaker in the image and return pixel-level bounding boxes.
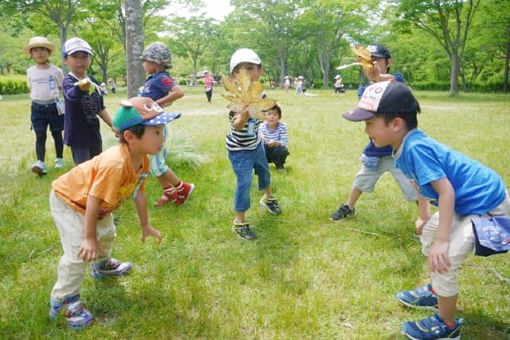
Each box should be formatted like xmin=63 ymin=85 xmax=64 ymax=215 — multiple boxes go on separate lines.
xmin=154 ymin=188 xmax=179 ymax=207
xmin=175 ymin=182 xmax=195 ymax=205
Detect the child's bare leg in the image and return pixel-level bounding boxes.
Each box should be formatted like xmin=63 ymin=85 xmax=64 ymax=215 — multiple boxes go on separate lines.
xmin=437 ymin=295 xmax=457 ymax=325
xmin=264 ymin=186 xmax=272 ymax=198
xmin=235 ymin=211 xmax=245 ymax=223
xmin=158 ymin=169 xmax=181 ymax=188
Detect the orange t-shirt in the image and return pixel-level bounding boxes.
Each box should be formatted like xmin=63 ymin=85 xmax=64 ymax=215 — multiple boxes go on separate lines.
xmin=52 ymin=143 xmax=149 ymax=219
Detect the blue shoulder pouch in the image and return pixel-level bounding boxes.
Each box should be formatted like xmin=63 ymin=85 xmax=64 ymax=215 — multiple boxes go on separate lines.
xmin=471 ymin=216 xmax=510 ymax=256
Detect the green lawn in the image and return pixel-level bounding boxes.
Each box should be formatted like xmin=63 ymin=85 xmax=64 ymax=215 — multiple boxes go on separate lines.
xmin=1 ymin=87 xmax=509 ymax=339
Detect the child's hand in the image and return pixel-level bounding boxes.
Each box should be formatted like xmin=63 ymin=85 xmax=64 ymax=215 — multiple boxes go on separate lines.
xmin=141 ymin=225 xmax=162 ymax=243
xmin=414 ymin=217 xmax=427 ymax=235
xmin=77 ymin=78 xmax=91 ymax=92
xmin=428 ymin=240 xmax=451 ymax=273
xmin=266 ymin=140 xmax=279 ymax=147
xmin=77 ymin=237 xmax=102 ymax=262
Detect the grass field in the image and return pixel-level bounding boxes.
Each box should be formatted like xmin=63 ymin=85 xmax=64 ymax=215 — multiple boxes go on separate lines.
xmin=1 ymin=86 xmax=509 ymax=339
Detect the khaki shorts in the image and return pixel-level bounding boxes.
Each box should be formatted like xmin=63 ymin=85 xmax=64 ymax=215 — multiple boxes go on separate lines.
xmin=420 ymin=191 xmax=510 ymax=297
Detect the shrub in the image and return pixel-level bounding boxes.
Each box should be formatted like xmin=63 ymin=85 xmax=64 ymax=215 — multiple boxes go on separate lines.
xmin=0 ymin=75 xmax=29 ymax=95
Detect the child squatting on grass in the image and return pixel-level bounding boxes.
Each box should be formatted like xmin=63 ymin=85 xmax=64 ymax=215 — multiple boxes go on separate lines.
xmin=342 ymin=80 xmax=510 ymax=340
xmin=24 ymin=36 xmax=65 ymax=175
xmin=226 ymin=48 xmax=282 ymax=241
xmin=259 ymin=104 xmax=290 ymax=171
xmin=140 ymin=42 xmax=194 ymax=208
xmin=48 ymin=97 xmax=180 ymax=330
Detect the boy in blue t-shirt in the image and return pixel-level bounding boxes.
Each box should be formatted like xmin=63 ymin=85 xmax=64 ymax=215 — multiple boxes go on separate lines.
xmin=342 ymin=80 xmax=510 ymax=339
xmin=140 ymin=42 xmax=194 ymax=207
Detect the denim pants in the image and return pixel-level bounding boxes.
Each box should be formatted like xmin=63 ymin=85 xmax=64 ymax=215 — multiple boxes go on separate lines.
xmin=228 ymin=143 xmax=271 ymax=212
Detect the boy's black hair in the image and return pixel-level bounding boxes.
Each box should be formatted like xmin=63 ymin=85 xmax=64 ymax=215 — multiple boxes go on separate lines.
xmin=378 ymin=110 xmax=419 ymax=131
xmin=118 ymin=124 xmax=146 ymax=143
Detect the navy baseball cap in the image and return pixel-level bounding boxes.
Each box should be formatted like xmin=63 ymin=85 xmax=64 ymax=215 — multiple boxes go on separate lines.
xmin=342 ymin=80 xmax=420 ymax=121
xmin=366 ymin=44 xmax=391 ymax=59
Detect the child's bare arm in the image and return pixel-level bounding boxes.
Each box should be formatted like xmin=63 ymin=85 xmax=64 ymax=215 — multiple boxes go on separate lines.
xmin=415 ymin=193 xmax=430 ymax=235
xmin=231 ymin=107 xmax=250 ymax=131
xmin=134 ymin=190 xmax=162 ymax=243
xmin=156 ymin=85 xmax=184 ymax=107
xmin=98 ymin=109 xmax=119 ymax=136
xmin=428 ymin=178 xmax=455 ymax=274
xmin=78 ymin=195 xmax=102 ymax=262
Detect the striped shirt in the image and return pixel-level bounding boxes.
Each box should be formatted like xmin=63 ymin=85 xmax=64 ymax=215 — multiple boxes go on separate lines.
xmin=259 ymin=121 xmax=288 ymax=147
xmin=226 ymin=111 xmax=262 ymax=151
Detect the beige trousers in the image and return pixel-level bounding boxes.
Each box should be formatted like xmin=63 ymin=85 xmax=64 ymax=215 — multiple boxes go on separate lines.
xmin=49 ymin=190 xmax=116 ymax=300
xmin=420 ymin=191 xmax=510 ymax=297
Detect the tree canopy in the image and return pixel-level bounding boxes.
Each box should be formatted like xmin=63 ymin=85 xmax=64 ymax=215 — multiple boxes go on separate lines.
xmin=0 ymin=0 xmax=508 ymax=93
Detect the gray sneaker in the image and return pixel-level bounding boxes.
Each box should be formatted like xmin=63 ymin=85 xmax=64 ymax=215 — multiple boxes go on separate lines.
xmin=31 ymin=160 xmax=47 ymax=175
xmin=260 ymin=194 xmax=282 ymax=215
xmin=232 ymin=221 xmax=256 ymax=240
xmin=55 ymin=158 xmax=64 ymax=169
xmin=330 ymin=203 xmax=355 ymax=221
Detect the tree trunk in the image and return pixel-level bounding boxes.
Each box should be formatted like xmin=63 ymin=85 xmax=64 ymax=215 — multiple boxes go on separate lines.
xmin=449 ymin=53 xmax=460 ymax=95
xmin=124 ymin=0 xmax=145 ymax=97
xmin=504 ymin=27 xmax=510 ymax=93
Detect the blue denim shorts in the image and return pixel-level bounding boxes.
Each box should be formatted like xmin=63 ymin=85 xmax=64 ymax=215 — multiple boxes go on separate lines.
xmin=31 ymin=101 xmax=64 ymax=133
xmin=228 ymin=143 xmax=271 ymax=212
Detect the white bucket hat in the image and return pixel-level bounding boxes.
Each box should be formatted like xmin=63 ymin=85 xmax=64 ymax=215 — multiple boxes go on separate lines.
xmin=229 ymin=48 xmax=261 ymax=74
xmin=23 ymin=37 xmax=56 ymax=54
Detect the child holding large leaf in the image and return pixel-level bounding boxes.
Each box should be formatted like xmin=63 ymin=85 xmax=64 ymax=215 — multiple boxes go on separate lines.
xmin=224 ymin=48 xmax=282 ymax=241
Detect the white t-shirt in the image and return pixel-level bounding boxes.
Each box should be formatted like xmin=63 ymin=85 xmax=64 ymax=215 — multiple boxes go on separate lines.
xmin=27 ymin=64 xmax=64 ymax=101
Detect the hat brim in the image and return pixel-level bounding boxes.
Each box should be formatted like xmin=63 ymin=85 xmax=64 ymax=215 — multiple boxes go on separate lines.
xmin=66 ymin=48 xmax=93 ymax=56
xmin=23 ymin=43 xmax=56 ymax=55
xmin=341 ymin=107 xmax=375 ymax=122
xmin=141 ymin=112 xmax=181 ymax=126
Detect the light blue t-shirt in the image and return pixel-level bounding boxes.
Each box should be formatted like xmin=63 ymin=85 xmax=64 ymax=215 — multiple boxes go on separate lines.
xmin=394 ymin=129 xmax=506 ymax=216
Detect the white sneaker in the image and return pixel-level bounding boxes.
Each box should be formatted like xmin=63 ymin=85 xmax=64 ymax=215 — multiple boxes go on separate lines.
xmin=31 ymin=160 xmax=47 ymax=175
xmin=55 ymin=158 xmax=64 ymax=169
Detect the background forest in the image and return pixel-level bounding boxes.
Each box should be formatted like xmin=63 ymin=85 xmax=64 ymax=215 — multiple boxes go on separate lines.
xmin=0 ymin=0 xmax=509 ymax=94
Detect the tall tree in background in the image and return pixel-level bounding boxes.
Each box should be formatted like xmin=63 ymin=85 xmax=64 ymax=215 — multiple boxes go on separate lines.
xmin=396 ymin=0 xmax=481 ymax=95
xmin=125 ymin=0 xmax=145 ymax=97
xmin=2 ymin=0 xmax=80 ymax=71
xmin=231 ymin=0 xmax=300 ymax=86
xmin=168 ymin=15 xmax=216 ymax=85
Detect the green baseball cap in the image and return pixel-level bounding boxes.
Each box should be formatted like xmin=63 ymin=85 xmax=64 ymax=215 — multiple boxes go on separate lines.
xmin=114 ymin=97 xmax=180 ymax=131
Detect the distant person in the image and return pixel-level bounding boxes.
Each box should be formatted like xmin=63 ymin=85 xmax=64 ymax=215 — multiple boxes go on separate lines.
xmin=260 ymin=104 xmax=289 ymax=171
xmin=48 ymin=97 xmax=175 ymax=330
xmin=342 ymin=80 xmax=510 ymax=340
xmin=108 ymin=77 xmax=117 ymax=94
xmin=99 ymin=82 xmax=108 ymax=95
xmin=226 ymin=48 xmax=282 ymax=241
xmin=24 ymin=36 xmax=65 ymax=175
xmin=203 ymin=70 xmax=214 ymax=103
xmin=334 ymin=74 xmax=345 ymax=93
xmin=296 ymin=76 xmax=304 ymax=95
xmin=62 ymin=38 xmax=117 ymax=165
xmin=284 ymin=76 xmax=290 ymax=93
xmin=141 ymin=42 xmax=194 ymax=207
xmin=330 ymin=44 xmax=417 ymax=221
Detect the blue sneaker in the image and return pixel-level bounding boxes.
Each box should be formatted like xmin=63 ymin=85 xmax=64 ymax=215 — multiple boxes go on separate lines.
xmin=49 ymin=294 xmax=80 ymax=319
xmin=49 ymin=295 xmax=93 ymax=330
xmin=397 ymin=284 xmax=438 ymax=311
xmin=91 ymin=258 xmax=132 ymax=278
xmin=402 ymin=313 xmax=463 ymax=340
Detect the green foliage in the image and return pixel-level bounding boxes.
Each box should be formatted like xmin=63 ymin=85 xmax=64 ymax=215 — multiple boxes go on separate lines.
xmin=0 ymin=75 xmax=29 ymax=95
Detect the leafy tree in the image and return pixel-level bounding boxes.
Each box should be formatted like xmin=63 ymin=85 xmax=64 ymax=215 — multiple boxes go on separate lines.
xmin=395 ymin=0 xmax=481 ymax=95
xmin=167 ymin=15 xmax=217 ymax=85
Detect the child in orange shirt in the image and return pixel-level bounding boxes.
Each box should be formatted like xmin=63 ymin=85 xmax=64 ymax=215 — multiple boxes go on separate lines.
xmin=48 ymin=97 xmax=179 ymax=329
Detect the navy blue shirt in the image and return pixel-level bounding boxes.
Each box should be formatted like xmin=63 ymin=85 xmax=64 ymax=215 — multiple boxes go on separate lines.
xmin=141 ymin=71 xmax=175 ymax=101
